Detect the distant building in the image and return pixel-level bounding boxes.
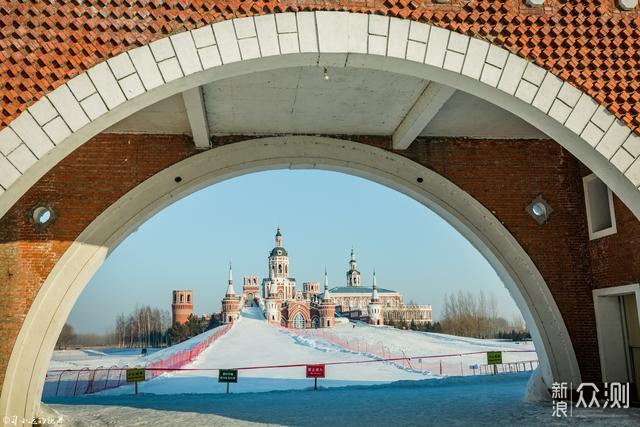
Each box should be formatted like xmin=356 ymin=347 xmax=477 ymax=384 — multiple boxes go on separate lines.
xmin=171 ymin=290 xmax=193 ymax=325
xmin=237 ymin=228 xmax=334 ymax=328
xmin=221 ymin=227 xmax=432 ymax=328
xmin=330 ymin=250 xmax=432 ymax=326
xmin=385 ymin=304 xmax=433 ymax=325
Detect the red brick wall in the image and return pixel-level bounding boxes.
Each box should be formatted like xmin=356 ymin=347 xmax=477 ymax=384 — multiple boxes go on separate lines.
xmin=0 ymin=133 xmax=195 ymax=389
xmin=2 ymin=133 xmax=640 ymax=390
xmin=400 ymin=138 xmax=600 ymax=381
xmin=583 ymin=166 xmax=640 ymax=287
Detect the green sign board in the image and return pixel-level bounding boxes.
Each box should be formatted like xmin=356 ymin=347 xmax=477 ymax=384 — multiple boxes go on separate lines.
xmin=126 ymin=368 xmax=146 ymax=383
xmin=218 ymin=369 xmax=238 ymax=383
xmin=487 ymin=351 xmax=502 ymax=365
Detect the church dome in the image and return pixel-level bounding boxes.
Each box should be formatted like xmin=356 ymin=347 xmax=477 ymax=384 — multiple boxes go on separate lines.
xmin=270 ymin=246 xmax=288 ymax=257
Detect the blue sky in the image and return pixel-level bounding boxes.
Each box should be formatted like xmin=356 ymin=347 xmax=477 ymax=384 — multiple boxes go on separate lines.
xmin=68 ymin=169 xmax=522 ymax=334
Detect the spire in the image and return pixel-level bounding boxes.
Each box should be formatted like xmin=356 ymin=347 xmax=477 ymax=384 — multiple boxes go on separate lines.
xmin=322 ymin=268 xmax=331 ymax=301
xmin=226 ymin=262 xmax=236 ymax=296
xmin=371 ymin=269 xmax=379 ymax=302
xmin=275 ymin=226 xmax=283 ymax=247
xmin=351 ymin=248 xmax=355 ymax=262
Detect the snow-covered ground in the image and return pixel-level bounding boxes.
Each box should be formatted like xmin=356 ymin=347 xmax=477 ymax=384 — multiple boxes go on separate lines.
xmin=44 ymin=308 xmax=640 ymax=425
xmin=48 ymin=325 xmax=224 ymax=371
xmin=86 ymin=307 xmax=535 ymax=396
xmin=47 ymin=374 xmax=640 ymax=426
xmin=49 ymin=348 xmax=154 ymax=371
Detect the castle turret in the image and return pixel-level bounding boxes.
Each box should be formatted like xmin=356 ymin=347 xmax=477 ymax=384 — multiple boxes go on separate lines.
xmin=368 ymin=270 xmax=383 ymax=326
xmin=265 ymin=281 xmax=282 ymax=324
xmin=172 ymin=290 xmax=193 ymax=325
xmin=319 ymin=269 xmax=335 ymax=328
xmin=221 ymin=263 xmax=240 ymax=324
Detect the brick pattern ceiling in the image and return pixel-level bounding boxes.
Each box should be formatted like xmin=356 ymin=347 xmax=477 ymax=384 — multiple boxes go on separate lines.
xmin=1 ymin=1 xmax=639 ymax=132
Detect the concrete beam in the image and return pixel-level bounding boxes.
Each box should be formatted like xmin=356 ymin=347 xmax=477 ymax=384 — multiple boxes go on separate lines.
xmin=392 ymin=82 xmax=456 ymax=150
xmin=182 ymin=86 xmax=210 ymax=149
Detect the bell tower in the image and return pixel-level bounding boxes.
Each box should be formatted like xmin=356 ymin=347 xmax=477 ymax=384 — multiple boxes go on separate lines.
xmin=346 ymin=248 xmax=361 ymax=287
xmin=269 ymin=227 xmax=290 ymax=279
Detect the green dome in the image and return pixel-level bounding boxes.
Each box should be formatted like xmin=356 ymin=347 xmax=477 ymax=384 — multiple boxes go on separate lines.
xmin=270 ymin=247 xmax=288 ymax=257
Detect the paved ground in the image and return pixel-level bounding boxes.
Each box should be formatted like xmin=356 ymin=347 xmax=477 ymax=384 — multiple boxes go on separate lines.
xmin=47 ymin=373 xmax=640 ymax=426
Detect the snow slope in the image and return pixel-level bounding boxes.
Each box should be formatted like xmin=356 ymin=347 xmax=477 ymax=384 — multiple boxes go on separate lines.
xmin=96 ymin=307 xmax=536 ymax=396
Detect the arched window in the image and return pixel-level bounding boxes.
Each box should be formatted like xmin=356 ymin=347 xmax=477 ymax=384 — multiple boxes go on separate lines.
xmin=180 ymin=294 xmax=184 ymax=303
xmin=187 ymin=294 xmax=191 ymax=303
xmin=293 ymin=313 xmax=306 ymax=329
xmin=278 ymin=264 xmax=283 ymax=273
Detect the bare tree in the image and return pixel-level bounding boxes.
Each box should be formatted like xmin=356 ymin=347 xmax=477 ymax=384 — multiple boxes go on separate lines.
xmin=440 ymin=291 xmax=522 ymax=338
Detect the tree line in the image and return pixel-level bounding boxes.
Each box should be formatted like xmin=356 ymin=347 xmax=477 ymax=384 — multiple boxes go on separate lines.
xmin=56 ymin=305 xmax=223 ymax=349
xmin=385 ymin=290 xmax=530 ymax=340
xmin=113 ymin=305 xmax=173 ymax=348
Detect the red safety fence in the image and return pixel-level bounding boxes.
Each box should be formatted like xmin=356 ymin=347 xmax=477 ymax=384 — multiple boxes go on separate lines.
xmin=43 ymin=324 xmax=232 ymax=398
xmin=43 ymin=323 xmax=538 ymax=399
xmin=145 ymin=324 xmax=232 ymax=380
xmin=286 ymin=328 xmax=538 ymax=376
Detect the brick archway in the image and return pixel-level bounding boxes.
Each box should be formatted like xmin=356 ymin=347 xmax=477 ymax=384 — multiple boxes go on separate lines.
xmin=1 ymin=9 xmax=640 ymax=424
xmin=1 ymin=136 xmax=580 ymax=420
xmin=1 ymin=12 xmax=640 ymax=222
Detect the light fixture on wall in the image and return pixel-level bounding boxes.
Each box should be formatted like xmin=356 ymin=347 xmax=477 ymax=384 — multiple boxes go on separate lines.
xmin=30 ymin=204 xmax=54 ymax=229
xmin=526 ymin=195 xmax=553 ymax=225
xmin=618 ymin=0 xmax=638 ymax=11
xmin=323 ymin=67 xmax=330 ymax=81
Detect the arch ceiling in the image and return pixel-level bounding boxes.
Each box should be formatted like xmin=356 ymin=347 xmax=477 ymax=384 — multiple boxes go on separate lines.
xmin=1 ymin=12 xmax=640 ymax=222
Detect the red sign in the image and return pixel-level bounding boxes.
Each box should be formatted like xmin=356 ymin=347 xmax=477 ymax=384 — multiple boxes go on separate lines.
xmin=306 ymin=364 xmax=325 ymax=378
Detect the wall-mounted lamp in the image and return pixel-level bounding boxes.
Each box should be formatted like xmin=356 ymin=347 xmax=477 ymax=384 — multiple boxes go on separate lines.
xmin=618 ymin=0 xmax=638 ymax=11
xmin=30 ymin=204 xmax=55 ymax=229
xmin=526 ymin=195 xmax=553 ymax=225
xmin=323 ymin=68 xmax=330 ymax=81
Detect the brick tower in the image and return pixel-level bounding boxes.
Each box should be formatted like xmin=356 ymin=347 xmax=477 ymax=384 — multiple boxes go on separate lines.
xmin=221 ymin=263 xmax=241 ymax=324
xmin=318 ymin=270 xmax=335 ymax=328
xmin=172 ymin=290 xmax=193 ymax=325
xmin=242 ymin=275 xmax=260 ymax=307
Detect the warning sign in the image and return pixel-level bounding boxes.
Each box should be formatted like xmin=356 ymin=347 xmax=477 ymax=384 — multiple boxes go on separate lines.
xmin=306 ymin=364 xmax=326 ymax=378
xmin=218 ymin=369 xmax=238 ymax=383
xmin=126 ymin=368 xmax=146 ymax=383
xmin=487 ymin=351 xmax=503 ymax=365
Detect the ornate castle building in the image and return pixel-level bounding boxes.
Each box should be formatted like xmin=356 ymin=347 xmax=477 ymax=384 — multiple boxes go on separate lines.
xmin=243 ymin=228 xmax=333 ymax=328
xmin=222 ymin=228 xmax=432 ymax=328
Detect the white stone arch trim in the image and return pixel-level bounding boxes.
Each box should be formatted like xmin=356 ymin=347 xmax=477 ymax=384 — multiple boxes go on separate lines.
xmin=0 ymin=12 xmax=639 ymax=219
xmin=1 ymin=137 xmax=579 ymax=421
